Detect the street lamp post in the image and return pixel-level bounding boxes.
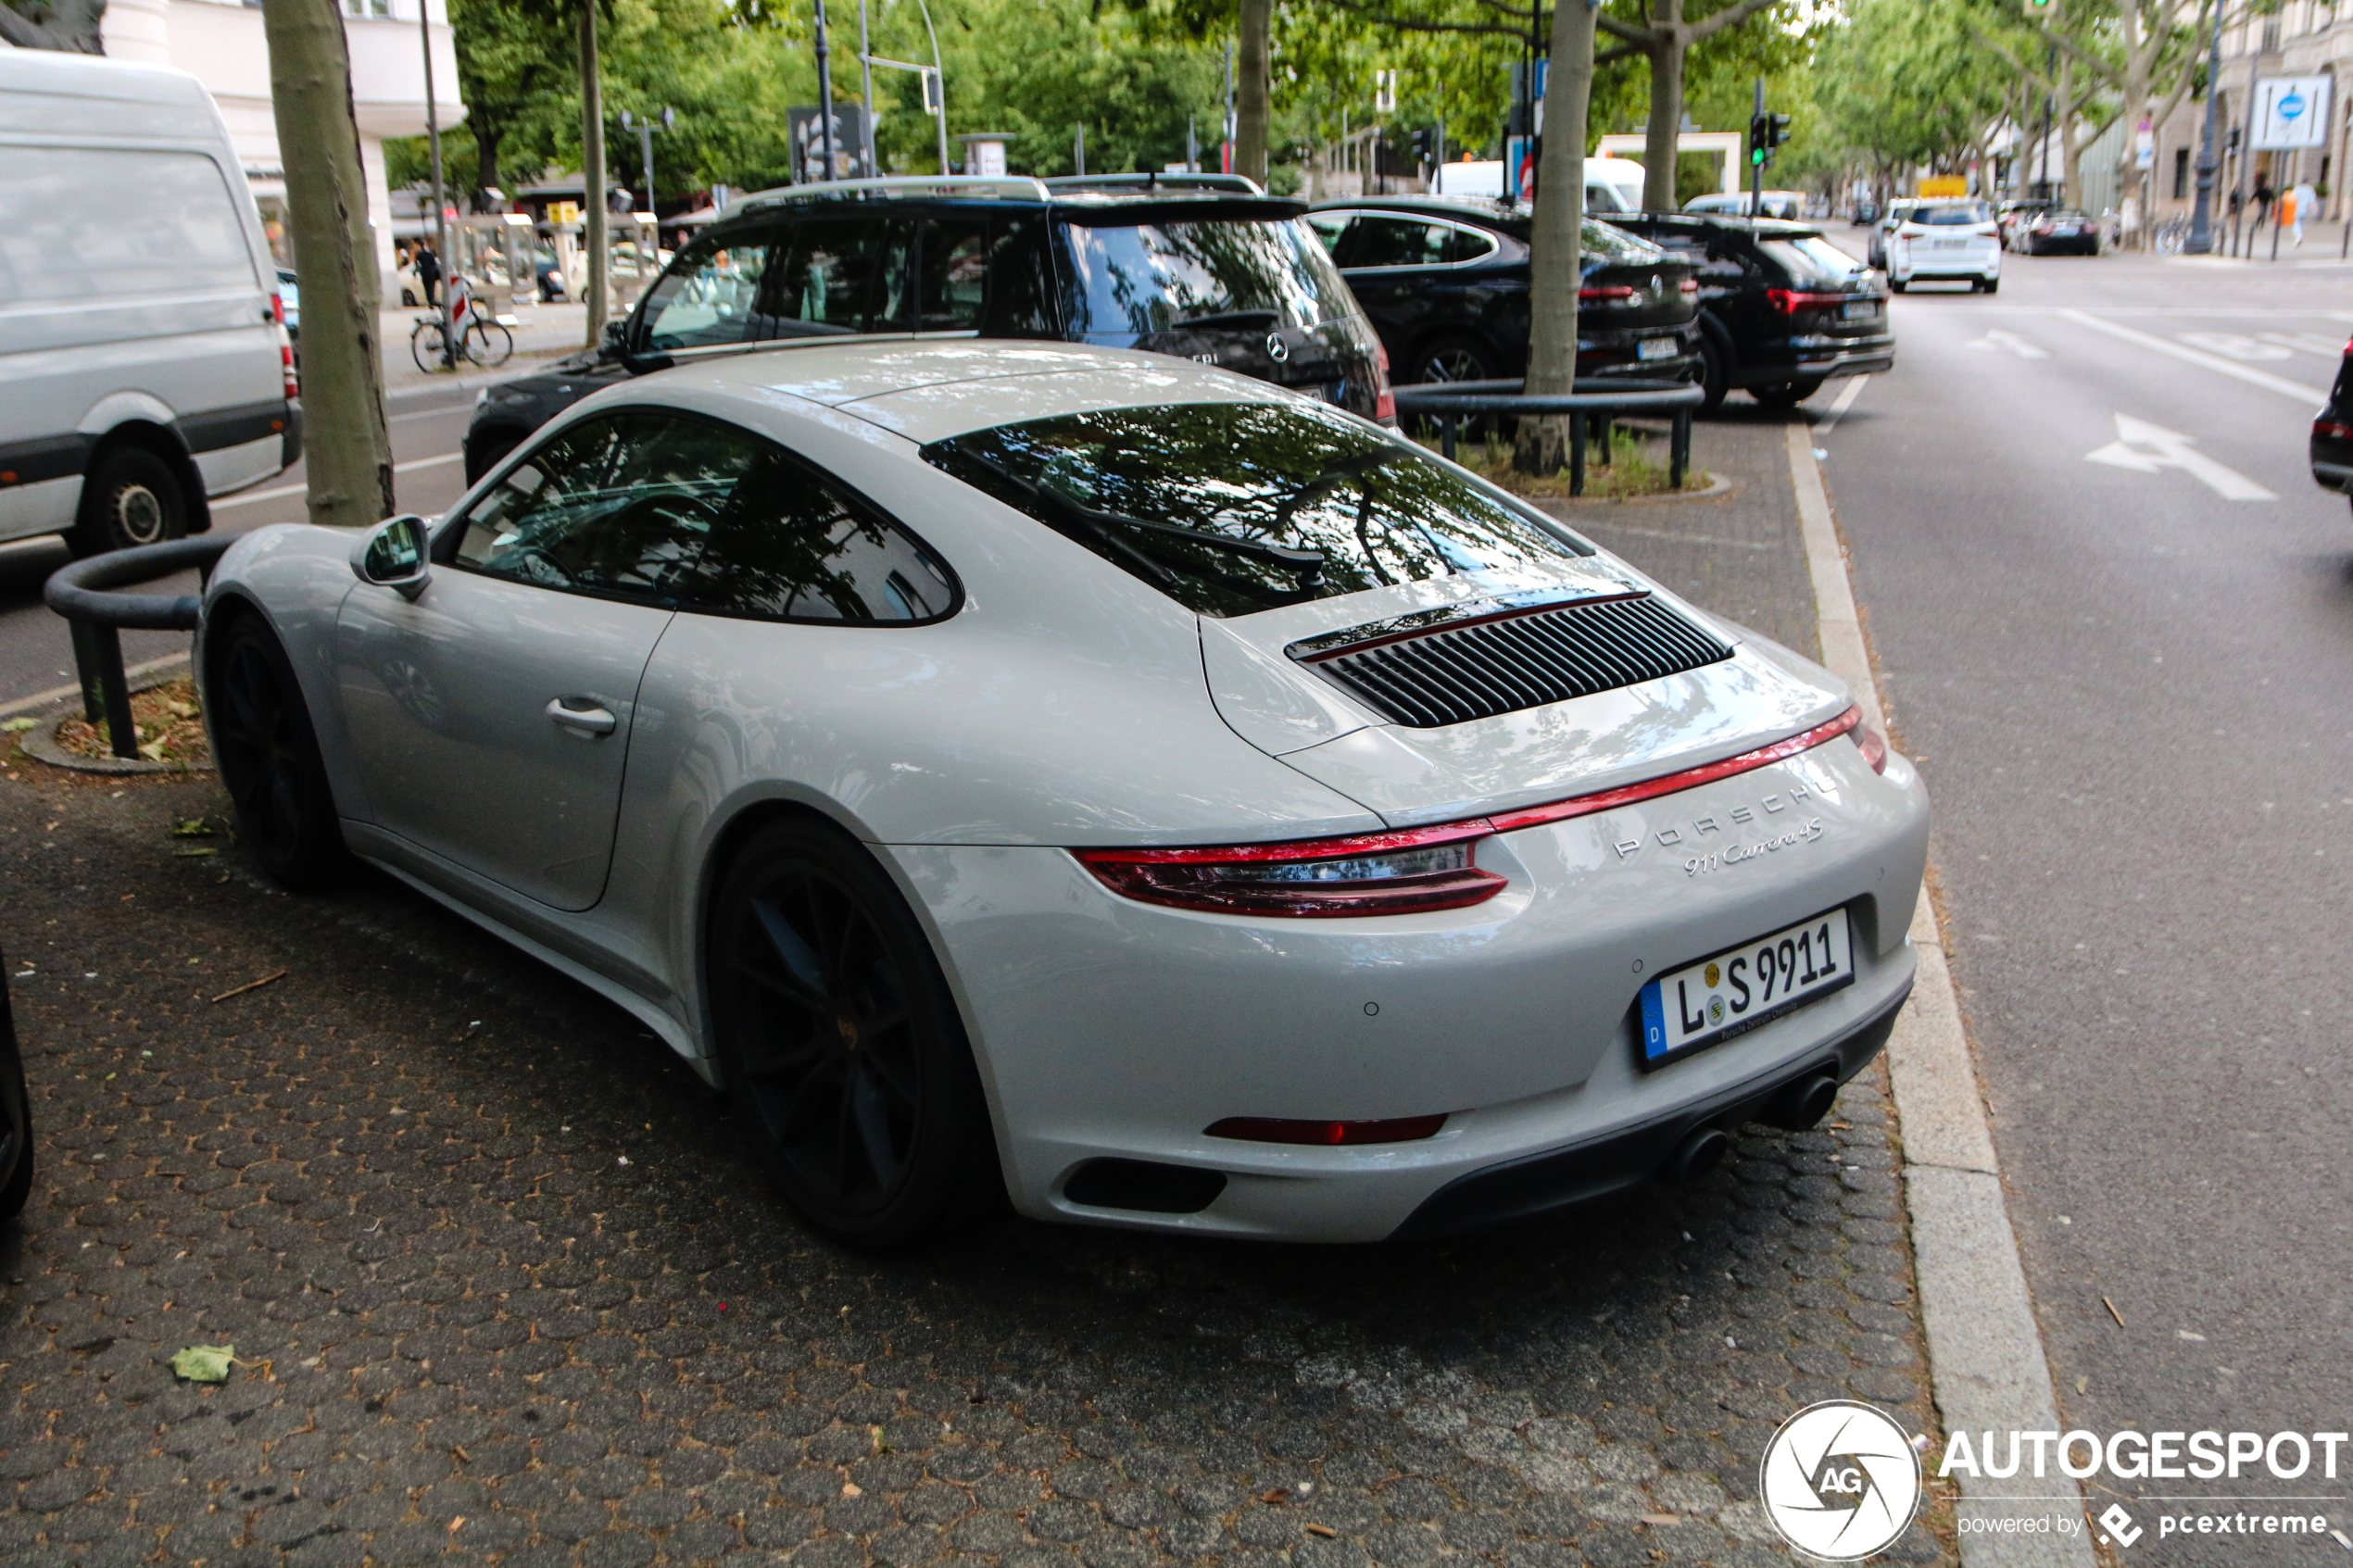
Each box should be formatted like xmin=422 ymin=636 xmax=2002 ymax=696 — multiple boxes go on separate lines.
xmin=2185 ymin=0 xmax=2224 ymax=252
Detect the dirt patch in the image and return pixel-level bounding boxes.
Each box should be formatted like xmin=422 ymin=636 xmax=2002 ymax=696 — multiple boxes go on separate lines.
xmin=53 ymin=674 xmax=208 ymax=770
xmin=1425 ymin=423 xmax=1712 ymax=501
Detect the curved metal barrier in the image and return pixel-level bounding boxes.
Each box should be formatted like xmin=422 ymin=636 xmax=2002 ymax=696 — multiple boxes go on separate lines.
xmin=1391 ymin=376 xmax=1705 ymax=496
xmin=42 ymin=535 xmax=233 ymax=759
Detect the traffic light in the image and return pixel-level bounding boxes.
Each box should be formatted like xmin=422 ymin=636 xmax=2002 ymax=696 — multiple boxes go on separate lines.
xmin=1412 ymin=128 xmax=1432 ymax=169
xmin=1768 ymin=112 xmax=1792 ymax=148
xmin=1750 ymin=113 xmax=1769 ymax=168
xmin=2022 ymin=0 xmax=2051 ymax=10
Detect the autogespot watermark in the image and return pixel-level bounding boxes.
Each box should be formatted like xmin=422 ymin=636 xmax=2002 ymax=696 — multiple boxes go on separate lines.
xmin=1759 ymin=1400 xmax=1924 ymax=1561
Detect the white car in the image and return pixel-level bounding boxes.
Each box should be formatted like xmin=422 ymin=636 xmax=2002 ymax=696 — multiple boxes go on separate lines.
xmin=1885 ymin=198 xmax=2002 ymax=293
xmin=198 ymin=341 xmax=1930 ymax=1247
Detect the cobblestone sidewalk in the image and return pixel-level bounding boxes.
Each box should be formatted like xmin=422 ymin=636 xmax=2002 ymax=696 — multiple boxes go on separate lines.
xmin=0 ymin=410 xmax=1954 ymax=1568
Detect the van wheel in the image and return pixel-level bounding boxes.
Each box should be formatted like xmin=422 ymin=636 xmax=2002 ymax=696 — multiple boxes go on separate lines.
xmin=71 ymin=447 xmax=187 ymax=558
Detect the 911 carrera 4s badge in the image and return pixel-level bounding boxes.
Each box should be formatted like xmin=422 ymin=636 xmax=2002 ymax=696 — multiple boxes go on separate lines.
xmin=1612 ymin=782 xmax=1824 ymax=860
xmin=1638 ymin=909 xmax=1855 ymax=1068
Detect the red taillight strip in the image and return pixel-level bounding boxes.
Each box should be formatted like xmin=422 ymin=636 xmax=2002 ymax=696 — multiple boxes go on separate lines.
xmin=2315 ymin=419 xmax=2353 ymax=441
xmin=1579 ymin=285 xmax=1637 ymax=301
xmin=1072 ymin=819 xmax=1492 ymax=868
xmin=1767 ymin=289 xmax=1857 ymax=314
xmin=1485 ymin=707 xmax=1862 ymax=834
xmin=1207 ymin=1114 xmax=1447 ymax=1146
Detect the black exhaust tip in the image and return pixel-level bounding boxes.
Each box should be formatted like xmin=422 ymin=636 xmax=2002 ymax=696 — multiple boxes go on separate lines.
xmin=1661 ymin=1125 xmax=1730 ymax=1185
xmin=1760 ymin=1072 xmax=1841 ymax=1132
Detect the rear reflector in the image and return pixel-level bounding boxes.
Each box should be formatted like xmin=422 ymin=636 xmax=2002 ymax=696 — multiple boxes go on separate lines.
xmin=1854 ymin=721 xmax=1888 ymax=773
xmin=1074 ymin=822 xmax=1505 ymax=917
xmin=1579 ymin=285 xmax=1637 ymax=301
xmin=1207 ymin=1114 xmax=1447 ymax=1145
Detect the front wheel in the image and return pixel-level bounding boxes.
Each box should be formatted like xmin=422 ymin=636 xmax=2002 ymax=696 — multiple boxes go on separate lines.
xmin=410 ymin=319 xmax=455 ymax=374
xmin=1697 ymin=337 xmax=1730 ymax=413
xmin=1889 ymin=278 xmax=1908 ymax=294
xmin=208 ymin=615 xmax=348 ymax=891
xmin=708 ymin=818 xmax=999 ymax=1249
xmin=462 ymin=318 xmax=513 ymax=368
xmin=1982 ymin=277 xmax=2000 ymax=295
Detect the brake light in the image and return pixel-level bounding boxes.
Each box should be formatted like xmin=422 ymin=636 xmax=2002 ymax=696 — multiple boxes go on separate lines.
xmin=1579 ymin=285 xmax=1637 ymax=301
xmin=1680 ymin=278 xmax=1699 ymax=296
xmin=1373 ymin=337 xmax=1395 ymax=424
xmin=1854 ymin=721 xmax=1888 ymax=773
xmin=1207 ymin=1114 xmax=1447 ymax=1145
xmin=1073 ymin=822 xmax=1505 ymax=917
xmin=2315 ymin=419 xmax=2353 ymax=441
xmin=1485 ymin=707 xmax=1866 ymax=833
xmin=1767 ymin=290 xmax=1851 ymax=314
xmin=270 ymin=291 xmax=285 ymax=326
xmin=280 ymin=336 xmax=298 ymax=399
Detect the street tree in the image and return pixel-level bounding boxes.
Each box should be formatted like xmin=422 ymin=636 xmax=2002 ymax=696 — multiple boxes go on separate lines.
xmin=1815 ymin=0 xmax=2010 ymax=185
xmin=1516 ymin=0 xmax=1597 ymax=474
xmin=1595 ymin=0 xmax=1793 ymax=213
xmin=261 ymin=0 xmax=395 ymax=528
xmin=511 ymin=0 xmax=614 ymax=346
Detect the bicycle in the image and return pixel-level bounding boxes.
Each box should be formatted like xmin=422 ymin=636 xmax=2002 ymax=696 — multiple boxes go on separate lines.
xmin=409 ymin=296 xmax=514 ymax=372
xmin=2153 ymin=213 xmax=2191 ymax=256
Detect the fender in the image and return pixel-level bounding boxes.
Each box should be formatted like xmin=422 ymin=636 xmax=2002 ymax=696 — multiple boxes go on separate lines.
xmin=78 ymin=391 xmax=182 ymax=437
xmin=74 ymin=394 xmax=214 ymax=533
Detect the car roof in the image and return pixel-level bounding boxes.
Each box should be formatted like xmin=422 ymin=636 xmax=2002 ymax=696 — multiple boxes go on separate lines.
xmin=602 ymin=339 xmax=1297 ymax=447
xmin=1306 ymin=194 xmax=1529 ymax=231
xmin=1626 ymin=213 xmax=1822 ymax=239
xmin=730 ymin=175 xmax=1303 ymax=225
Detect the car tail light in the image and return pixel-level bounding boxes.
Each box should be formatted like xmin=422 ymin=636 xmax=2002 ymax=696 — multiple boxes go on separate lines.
xmin=1206 ymin=1114 xmax=1448 ymax=1145
xmin=1767 ymin=290 xmax=1852 ymax=314
xmin=1373 ymin=337 xmax=1395 ymax=423
xmin=2315 ymin=419 xmax=2353 ymax=441
xmin=1854 ymin=721 xmax=1888 ymax=773
xmin=1680 ymin=278 xmax=1699 ymax=296
xmin=269 ymin=291 xmax=285 ymax=326
xmin=1485 ymin=707 xmax=1867 ymax=834
xmin=280 ymin=335 xmax=298 ymax=399
xmin=1073 ymin=822 xmax=1505 ymax=917
xmin=1579 ymin=284 xmax=1637 ymax=301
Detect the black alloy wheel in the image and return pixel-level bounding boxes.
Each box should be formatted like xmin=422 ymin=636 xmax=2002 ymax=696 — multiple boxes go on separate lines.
xmin=208 ymin=615 xmax=347 ymax=891
xmin=71 ymin=446 xmax=187 ymax=558
xmin=709 ymin=819 xmax=997 ymax=1248
xmin=1697 ymin=337 xmax=1730 ymax=413
xmin=0 ymin=940 xmax=32 ymax=1223
xmin=1410 ymin=334 xmax=1499 ymax=387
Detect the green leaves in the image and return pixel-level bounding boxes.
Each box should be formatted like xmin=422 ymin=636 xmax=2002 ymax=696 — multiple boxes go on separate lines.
xmin=170 ymin=1344 xmax=236 ymax=1383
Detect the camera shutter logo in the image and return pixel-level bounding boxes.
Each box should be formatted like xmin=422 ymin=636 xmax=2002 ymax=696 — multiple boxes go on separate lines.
xmin=1759 ymin=1400 xmax=1922 ymax=1561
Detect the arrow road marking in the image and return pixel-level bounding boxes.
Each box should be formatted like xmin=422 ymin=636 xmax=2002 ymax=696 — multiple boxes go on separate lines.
xmin=2060 ymin=310 xmax=2330 ymax=402
xmin=2177 ymin=332 xmax=2295 ymax=361
xmin=1967 ymin=329 xmax=2048 ymax=359
xmin=2084 ymin=412 xmax=2275 ymax=500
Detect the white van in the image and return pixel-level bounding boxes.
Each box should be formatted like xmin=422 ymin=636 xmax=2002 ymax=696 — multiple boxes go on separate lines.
xmin=0 ymin=50 xmax=297 ymax=557
xmin=1430 ymin=157 xmax=1649 ymax=214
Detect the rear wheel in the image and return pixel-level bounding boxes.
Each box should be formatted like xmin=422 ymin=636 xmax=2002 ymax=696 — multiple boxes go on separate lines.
xmin=708 ymin=818 xmax=999 ymax=1249
xmin=70 ymin=446 xmax=187 ymax=558
xmin=462 ymin=318 xmax=514 ymax=368
xmin=208 ymin=615 xmax=348 ymax=891
xmin=1697 ymin=337 xmax=1730 ymax=413
xmin=1751 ymin=377 xmax=1825 ymax=408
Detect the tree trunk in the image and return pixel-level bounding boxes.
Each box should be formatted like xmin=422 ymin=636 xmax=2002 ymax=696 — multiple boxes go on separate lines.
xmin=1640 ymin=1 xmax=1686 ymax=214
xmin=2058 ymin=54 xmax=2084 ymax=208
xmin=579 ymin=4 xmax=608 ymax=345
xmin=1236 ymin=0 xmax=1271 ymax=186
xmin=474 ymin=118 xmax=504 ymax=205
xmin=261 ymin=0 xmax=394 ymax=528
xmin=1514 ymin=0 xmax=1596 ymax=474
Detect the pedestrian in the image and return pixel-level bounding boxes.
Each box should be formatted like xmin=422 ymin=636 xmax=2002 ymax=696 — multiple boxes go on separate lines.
xmin=2252 ymin=170 xmax=2275 ymax=231
xmin=2290 ymin=177 xmax=2317 ymax=246
xmin=414 ymin=238 xmax=441 ymax=307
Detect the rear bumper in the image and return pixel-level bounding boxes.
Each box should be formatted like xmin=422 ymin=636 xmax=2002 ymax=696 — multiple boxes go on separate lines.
xmin=2313 ymin=458 xmax=2353 ymax=495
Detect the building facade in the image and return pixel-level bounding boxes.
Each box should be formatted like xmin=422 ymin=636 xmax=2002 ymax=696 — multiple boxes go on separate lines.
xmin=94 ymin=0 xmax=464 ymax=279
xmin=2147 ymin=0 xmax=2350 ymax=225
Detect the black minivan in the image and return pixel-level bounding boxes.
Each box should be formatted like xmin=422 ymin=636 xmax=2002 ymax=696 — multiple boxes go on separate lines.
xmin=464 ymin=179 xmax=1391 ymax=483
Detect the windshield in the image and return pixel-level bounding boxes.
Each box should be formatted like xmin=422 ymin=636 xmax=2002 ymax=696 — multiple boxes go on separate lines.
xmin=1060 ymin=219 xmax=1354 ymax=334
xmin=1760 ymin=235 xmax=1867 ymax=281
xmin=1906 ymin=203 xmax=1991 ymax=227
xmin=1580 ymin=218 xmax=1663 ymax=263
xmin=923 ymin=401 xmax=1592 ymax=618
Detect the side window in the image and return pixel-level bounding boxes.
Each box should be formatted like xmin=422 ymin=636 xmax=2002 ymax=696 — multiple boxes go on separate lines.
xmin=765 ymin=216 xmax=888 ymax=335
xmin=1700 ymin=238 xmax=1751 ymax=284
xmin=978 ymin=217 xmax=1059 ymax=337
xmin=1303 ymin=212 xmax=1350 ymax=255
xmin=637 ymin=229 xmax=780 ymax=352
xmin=1440 ymin=225 xmax=1496 ymax=264
xmin=917 ymin=217 xmax=991 ymax=331
xmin=873 ymin=218 xmax=917 ymax=332
xmin=1346 ymin=218 xmax=1450 ymax=268
xmin=673 ymin=450 xmax=957 ymax=623
xmin=451 ymin=413 xmax=763 ymax=602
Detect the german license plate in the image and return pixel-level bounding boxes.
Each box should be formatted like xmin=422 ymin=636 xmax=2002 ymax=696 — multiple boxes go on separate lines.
xmin=1932 ymin=238 xmax=1967 ymax=249
xmin=1637 ymin=909 xmax=1854 ymax=1069
xmin=1841 ymin=300 xmax=1877 ymax=320
xmin=1636 ymin=337 xmax=1676 ymax=360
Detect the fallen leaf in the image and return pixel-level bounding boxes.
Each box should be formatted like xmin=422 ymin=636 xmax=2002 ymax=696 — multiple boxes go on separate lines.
xmin=1261 ymin=1487 xmax=1290 ymax=1505
xmin=1642 ymin=1513 xmax=1680 ymax=1525
xmin=170 ymin=1344 xmax=236 ymax=1383
xmin=1305 ymin=1524 xmax=1338 ymax=1539
xmin=171 ymin=819 xmax=215 ymax=838
xmin=0 ymin=717 xmax=35 ymax=734
xmin=175 ymin=848 xmax=219 ymax=859
xmin=447 ymin=1516 xmax=466 ymax=1534
xmin=841 ymin=1482 xmax=862 ymax=1498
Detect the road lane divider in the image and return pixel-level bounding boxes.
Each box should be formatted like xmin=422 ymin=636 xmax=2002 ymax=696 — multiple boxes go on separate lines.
xmin=2059 ymin=310 xmax=2329 ymax=402
xmin=1789 ymin=414 xmax=2098 ymax=1568
xmin=211 ymin=450 xmax=464 ymax=512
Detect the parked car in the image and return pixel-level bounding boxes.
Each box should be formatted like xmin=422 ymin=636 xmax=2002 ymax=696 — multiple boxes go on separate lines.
xmin=1305 ymin=196 xmax=1701 ymax=390
xmin=0 ymin=51 xmax=298 ymax=558
xmin=1995 ymin=199 xmax=2054 ymax=251
xmin=1607 ymin=215 xmax=1893 ymax=409
xmin=0 ymin=938 xmax=31 ymax=1223
xmin=2311 ymin=333 xmax=2353 ymax=510
xmin=464 ymin=177 xmax=1389 ymax=483
xmin=2014 ymin=207 xmax=2101 ymax=256
xmin=1428 ymin=157 xmax=1648 ymax=214
xmin=202 ymin=338 xmax=1929 ymax=1247
xmin=1884 ymin=200 xmax=2000 ymax=292
xmin=1684 ymin=190 xmax=1808 ymax=221
xmin=1851 ymin=199 xmax=1880 ymax=226
xmin=1866 ymin=198 xmax=1917 ymax=269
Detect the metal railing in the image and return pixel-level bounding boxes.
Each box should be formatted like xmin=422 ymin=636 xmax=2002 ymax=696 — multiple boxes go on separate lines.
xmin=42 ymin=536 xmax=233 ymax=759
xmin=1393 ymin=377 xmax=1705 ymax=496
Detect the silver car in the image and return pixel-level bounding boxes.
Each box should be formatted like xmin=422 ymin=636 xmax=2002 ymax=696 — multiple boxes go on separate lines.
xmin=200 ymin=340 xmax=1930 ymax=1248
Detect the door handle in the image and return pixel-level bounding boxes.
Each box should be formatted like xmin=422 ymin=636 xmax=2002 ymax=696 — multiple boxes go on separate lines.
xmin=546 ymin=697 xmax=617 ymax=737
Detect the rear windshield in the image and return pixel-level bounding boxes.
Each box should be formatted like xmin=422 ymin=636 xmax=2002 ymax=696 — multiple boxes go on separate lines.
xmin=1059 ymin=219 xmax=1354 ymax=333
xmin=923 ymin=401 xmax=1592 ymax=618
xmin=1580 ymin=219 xmax=1663 ymax=263
xmin=1759 ymin=235 xmax=1867 ymax=281
xmin=1906 ymin=203 xmax=1990 ymax=226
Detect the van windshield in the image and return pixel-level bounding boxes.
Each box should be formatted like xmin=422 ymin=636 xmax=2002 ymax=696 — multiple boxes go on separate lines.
xmin=1059 ymin=219 xmax=1354 ymax=334
xmin=924 ymin=400 xmax=1592 ymax=617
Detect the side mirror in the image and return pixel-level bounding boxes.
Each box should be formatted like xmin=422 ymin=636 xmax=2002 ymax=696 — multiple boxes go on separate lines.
xmin=351 ymin=514 xmax=430 ymax=600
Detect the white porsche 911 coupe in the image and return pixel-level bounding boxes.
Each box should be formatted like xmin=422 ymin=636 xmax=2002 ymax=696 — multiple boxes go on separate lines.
xmin=200 ymin=341 xmax=1929 ymax=1248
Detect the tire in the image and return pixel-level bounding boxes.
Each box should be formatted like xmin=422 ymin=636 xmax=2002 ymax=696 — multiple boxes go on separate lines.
xmin=70 ymin=445 xmax=188 ymax=558
xmin=1751 ymin=377 xmax=1825 ymax=408
xmin=0 ymin=971 xmax=31 ymax=1223
xmin=401 ymin=287 xmax=419 ymax=307
xmin=411 ymin=319 xmax=455 ymax=374
xmin=1697 ymin=336 xmax=1730 ymax=413
xmin=462 ymin=318 xmax=514 ymax=368
xmin=708 ymin=817 xmax=999 ymax=1249
xmin=208 ymin=613 xmax=348 ymax=892
xmin=1889 ymin=278 xmax=1908 ymax=294
xmin=1982 ymin=277 xmax=2000 ymax=295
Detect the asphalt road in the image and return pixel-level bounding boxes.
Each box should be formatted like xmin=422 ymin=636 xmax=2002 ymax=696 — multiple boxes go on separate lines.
xmin=0 ymin=383 xmax=480 ymax=710
xmin=1822 ymin=244 xmax=2353 ymax=1560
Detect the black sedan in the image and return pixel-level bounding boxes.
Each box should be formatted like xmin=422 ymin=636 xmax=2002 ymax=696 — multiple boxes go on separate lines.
xmin=2015 ymin=207 xmax=2102 ymax=256
xmin=2313 ymin=334 xmax=2353 ymax=509
xmin=1304 ymin=197 xmax=1701 ymax=388
xmin=1608 ymin=214 xmax=1893 ymax=409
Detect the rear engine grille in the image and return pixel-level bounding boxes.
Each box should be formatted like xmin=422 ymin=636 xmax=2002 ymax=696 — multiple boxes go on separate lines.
xmin=1294 ymin=593 xmax=1733 ymax=728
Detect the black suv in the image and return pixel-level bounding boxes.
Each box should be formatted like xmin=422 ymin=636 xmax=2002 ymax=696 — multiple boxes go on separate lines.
xmin=1606 ymin=214 xmax=1893 ymax=409
xmin=463 ymin=178 xmax=1390 ymax=483
xmin=1303 ymin=196 xmax=1701 ymax=390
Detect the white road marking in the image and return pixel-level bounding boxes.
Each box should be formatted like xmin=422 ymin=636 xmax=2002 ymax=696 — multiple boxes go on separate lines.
xmin=1785 ymin=424 xmax=2096 ymax=1567
xmin=1967 ymin=328 xmax=2048 ymax=359
xmin=1813 ymin=375 xmax=1869 ymax=433
xmin=2084 ymin=412 xmax=2276 ymax=499
xmin=2060 ymin=309 xmax=2330 ymax=401
xmin=210 ymin=450 xmax=463 ymax=512
xmin=2257 ymin=330 xmax=2350 ymax=357
xmin=2176 ymin=331 xmax=2294 ymax=361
